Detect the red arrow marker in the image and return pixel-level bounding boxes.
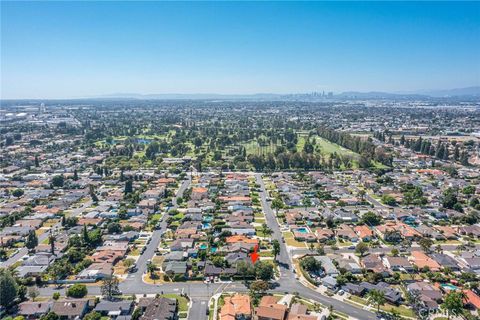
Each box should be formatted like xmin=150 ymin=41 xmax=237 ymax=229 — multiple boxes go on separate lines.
xmin=250 ymin=244 xmax=259 ymax=264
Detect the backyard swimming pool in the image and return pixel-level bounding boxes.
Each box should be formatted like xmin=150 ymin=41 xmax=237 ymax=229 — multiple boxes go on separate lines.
xmin=441 ymin=283 xmax=458 ymax=291
xmin=295 ymin=227 xmax=308 ymax=233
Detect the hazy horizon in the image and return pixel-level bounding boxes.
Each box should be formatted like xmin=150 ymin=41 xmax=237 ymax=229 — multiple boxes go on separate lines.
xmin=1 ymin=1 xmax=479 ymax=99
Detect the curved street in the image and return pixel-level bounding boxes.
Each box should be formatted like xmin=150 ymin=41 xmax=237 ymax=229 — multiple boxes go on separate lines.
xmin=36 ymin=173 xmax=377 ymax=320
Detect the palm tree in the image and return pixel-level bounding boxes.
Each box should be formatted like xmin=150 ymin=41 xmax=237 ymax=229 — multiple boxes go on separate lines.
xmin=147 ymin=262 xmax=156 ymax=278
xmin=48 ymin=231 xmax=56 ymax=255
xmin=367 ymin=289 xmax=386 ymax=313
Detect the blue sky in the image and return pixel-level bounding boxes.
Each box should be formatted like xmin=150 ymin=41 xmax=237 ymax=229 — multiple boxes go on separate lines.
xmin=1 ymin=1 xmax=479 ymax=98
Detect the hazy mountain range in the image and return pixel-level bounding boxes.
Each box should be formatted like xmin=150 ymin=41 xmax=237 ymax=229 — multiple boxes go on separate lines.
xmin=99 ymin=86 xmax=480 ymax=100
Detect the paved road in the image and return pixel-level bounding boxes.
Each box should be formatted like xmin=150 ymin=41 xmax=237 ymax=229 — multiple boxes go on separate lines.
xmin=124 ymin=176 xmax=192 ymax=289
xmin=35 ymin=174 xmax=377 ymax=320
xmin=1 ymin=199 xmax=93 ymax=268
xmin=255 ymin=174 xmax=376 ymax=320
xmin=189 ymin=298 xmax=208 ymax=320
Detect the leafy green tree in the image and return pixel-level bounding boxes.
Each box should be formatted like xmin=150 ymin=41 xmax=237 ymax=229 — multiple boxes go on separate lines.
xmin=124 ymin=258 xmax=135 ymax=268
xmin=355 ymin=242 xmax=369 ymax=257
xmin=254 ymin=261 xmax=274 ymax=281
xmin=442 ymin=188 xmax=458 ymax=209
xmin=261 ymin=223 xmax=272 ymax=237
xmin=325 ymin=217 xmax=335 ymax=230
xmin=107 ymin=222 xmax=122 ymax=234
xmin=381 ymin=194 xmax=397 ymax=206
xmin=51 ymin=175 xmax=64 ymax=188
xmin=40 ymin=312 xmax=59 ymax=320
xmin=28 ymin=286 xmax=39 ymax=302
xmin=48 ymin=232 xmax=56 ymax=255
xmin=83 ymin=312 xmax=101 ymax=320
xmin=300 ymin=256 xmax=322 ymax=273
xmin=271 ymin=197 xmax=284 ymax=214
xmin=82 ymin=224 xmax=89 ymax=244
xmin=147 ymin=262 xmax=157 ymax=277
xmin=361 ymin=211 xmax=382 ymax=226
xmin=418 ymin=237 xmax=434 ymax=253
xmin=463 ymin=185 xmax=476 ymax=196
xmin=124 ymin=179 xmax=133 ymax=194
xmin=101 ymin=272 xmax=120 ymax=301
xmin=272 ymin=240 xmax=280 ymax=260
xmin=25 ymin=230 xmax=38 ymax=251
xmin=131 ymin=307 xmax=142 ymax=320
xmin=442 ymin=291 xmax=465 ymax=320
xmin=249 ymin=280 xmax=269 ymax=304
xmin=237 ymin=260 xmax=255 ymax=284
xmin=367 ymin=289 xmax=386 ymax=312
xmin=0 ymin=269 xmax=18 ymax=308
xmin=66 ymin=284 xmax=88 ymax=298
xmin=12 ymin=189 xmax=24 ymax=198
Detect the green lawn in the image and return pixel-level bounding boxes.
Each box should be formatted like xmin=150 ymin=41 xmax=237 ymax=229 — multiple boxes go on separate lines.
xmin=348 ymin=296 xmax=415 ymax=318
xmin=159 ymin=294 xmax=189 ymax=312
xmin=315 ymin=137 xmax=358 ymax=158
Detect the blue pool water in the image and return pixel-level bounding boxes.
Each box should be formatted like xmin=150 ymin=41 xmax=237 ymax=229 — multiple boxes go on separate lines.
xmin=202 ymin=223 xmax=212 ymax=229
xmin=210 ymin=247 xmax=217 ymax=253
xmin=199 ymin=244 xmax=207 ymax=250
xmin=203 ymin=216 xmax=213 ymax=222
xmin=296 ymin=227 xmax=308 ymax=233
xmin=441 ymin=284 xmax=458 ymax=290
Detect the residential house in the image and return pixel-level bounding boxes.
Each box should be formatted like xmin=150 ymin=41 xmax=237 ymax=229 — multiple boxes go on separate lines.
xmin=17 ymin=301 xmax=52 ymax=319
xmin=335 ymin=225 xmax=358 ymax=242
xmin=77 ymin=262 xmax=113 ymax=280
xmin=354 ymin=225 xmax=374 ymax=242
xmin=314 ymin=228 xmax=334 ymax=242
xmin=361 ymin=254 xmax=390 ymax=276
xmin=314 ymin=256 xmax=339 ymax=277
xmin=140 ymin=297 xmax=177 ymax=320
xmin=406 ymin=282 xmax=443 ymax=311
xmin=94 ymin=300 xmax=133 ymax=317
xmin=164 ymin=261 xmax=188 ymax=277
xmin=220 ymin=294 xmax=252 ymax=320
xmin=383 ymin=256 xmax=413 ymax=272
xmin=254 ymin=296 xmax=287 ymax=320
xmin=409 ymin=251 xmax=441 ymax=272
xmin=430 ymin=253 xmax=460 ymax=271
xmin=51 ymin=299 xmax=90 ymax=320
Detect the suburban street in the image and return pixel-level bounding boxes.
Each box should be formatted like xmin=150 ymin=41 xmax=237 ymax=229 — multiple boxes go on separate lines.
xmin=0 ymin=199 xmax=93 ymax=268
xmin=29 ymin=172 xmax=476 ymax=319
xmin=125 ymin=175 xmax=192 ymax=288
xmin=33 ymin=173 xmax=378 ymax=320
xmin=254 ymin=174 xmax=377 ymax=320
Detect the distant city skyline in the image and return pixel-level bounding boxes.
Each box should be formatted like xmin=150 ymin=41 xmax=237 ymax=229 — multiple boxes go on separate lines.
xmin=1 ymin=1 xmax=479 ymax=99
